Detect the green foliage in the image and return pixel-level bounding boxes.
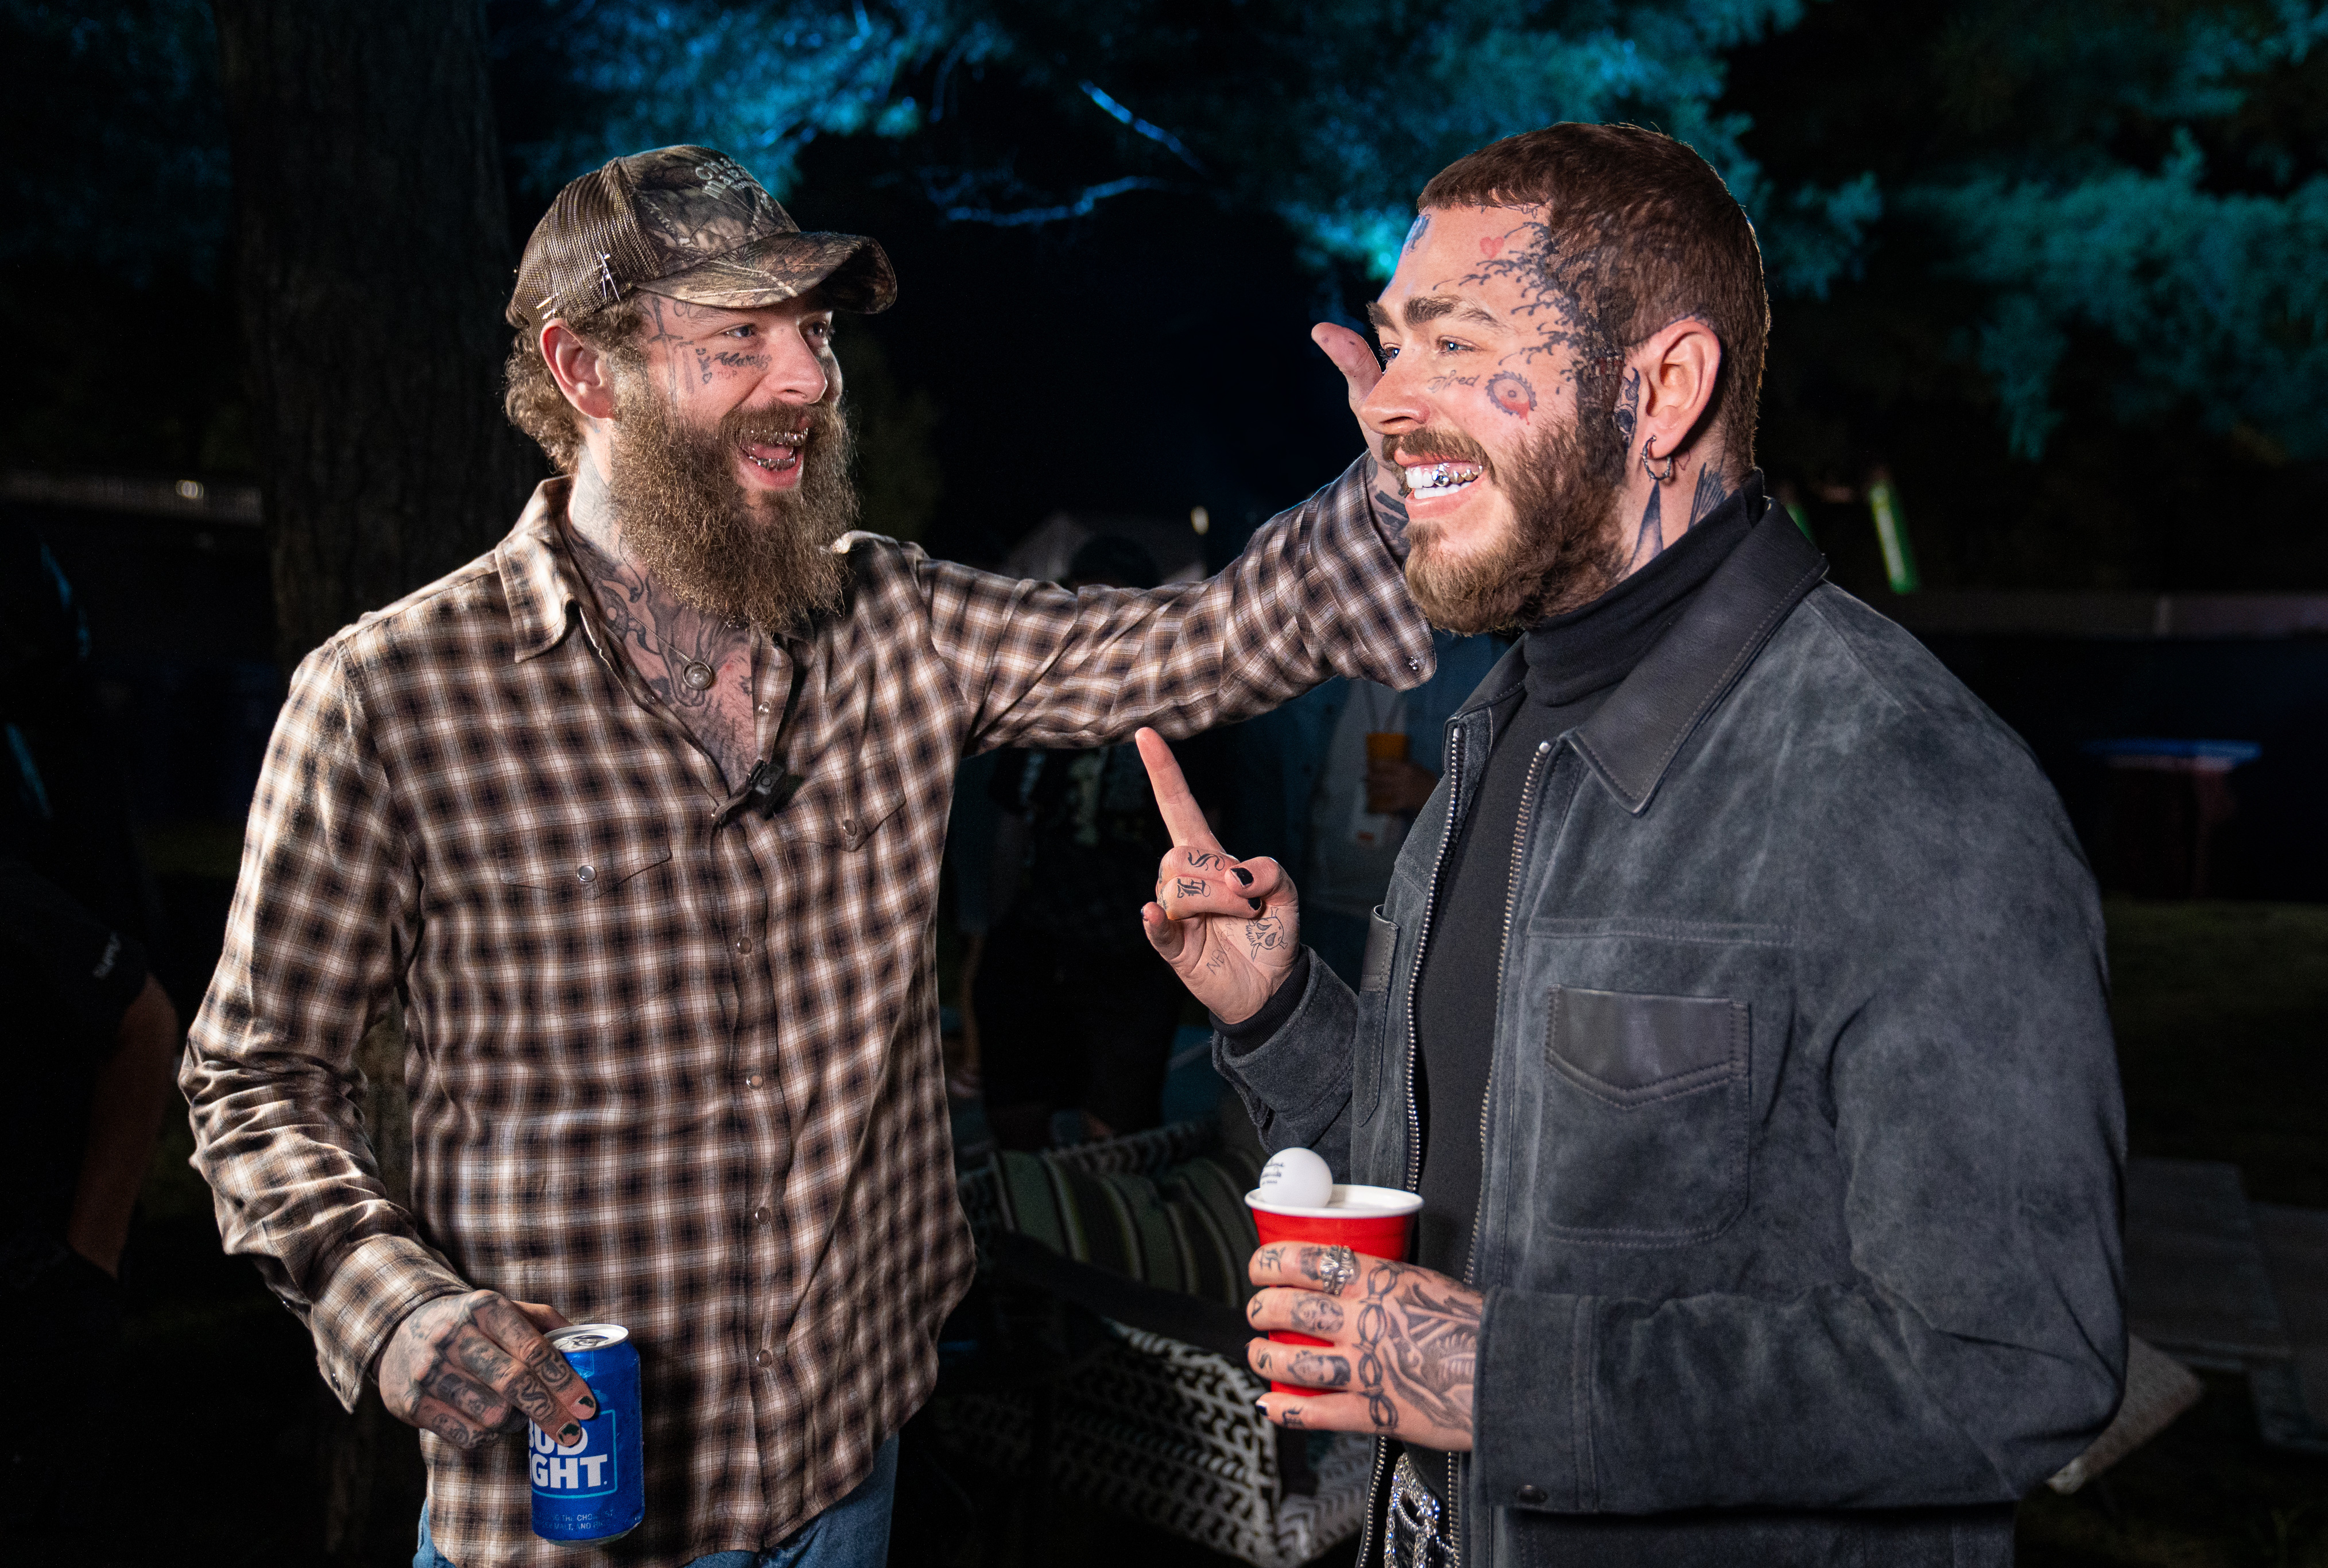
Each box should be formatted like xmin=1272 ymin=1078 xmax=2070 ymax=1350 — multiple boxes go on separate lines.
xmin=1920 ymin=133 xmax=2328 ymax=459
xmin=1903 ymin=0 xmax=2328 ymax=459
xmin=495 ymin=1 xmax=996 ymax=197
xmin=501 ymin=1 xmax=1874 ymax=296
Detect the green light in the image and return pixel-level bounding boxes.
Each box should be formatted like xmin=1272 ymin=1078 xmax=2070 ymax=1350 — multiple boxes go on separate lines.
xmin=1868 ymin=472 xmax=1919 ymax=593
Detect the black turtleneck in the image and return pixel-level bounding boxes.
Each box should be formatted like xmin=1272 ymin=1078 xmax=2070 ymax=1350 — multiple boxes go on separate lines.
xmin=1409 ymin=482 xmax=1758 ymax=1280
xmin=1396 ymin=480 xmax=1758 ymax=1500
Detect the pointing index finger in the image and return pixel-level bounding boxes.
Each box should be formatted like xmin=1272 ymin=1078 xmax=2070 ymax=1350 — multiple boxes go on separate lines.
xmin=1136 ymin=728 xmax=1223 ymax=853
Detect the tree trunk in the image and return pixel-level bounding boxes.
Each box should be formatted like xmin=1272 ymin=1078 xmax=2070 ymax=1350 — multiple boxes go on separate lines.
xmin=214 ymin=0 xmax=540 ymax=671
xmin=211 ymin=6 xmax=525 ymax=1551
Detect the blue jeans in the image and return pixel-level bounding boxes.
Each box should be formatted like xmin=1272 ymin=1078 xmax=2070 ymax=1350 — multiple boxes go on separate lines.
xmin=416 ymin=1435 xmax=898 ymax=1568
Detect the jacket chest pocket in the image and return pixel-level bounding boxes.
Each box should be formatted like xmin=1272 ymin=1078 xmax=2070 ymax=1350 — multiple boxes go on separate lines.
xmin=1504 ymin=921 xmax=1788 ymax=1249
xmin=1539 ymin=986 xmax=1748 ymax=1243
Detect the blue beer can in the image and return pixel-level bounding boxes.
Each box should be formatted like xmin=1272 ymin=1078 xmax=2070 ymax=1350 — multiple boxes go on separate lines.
xmin=529 ymin=1323 xmax=645 ymax=1542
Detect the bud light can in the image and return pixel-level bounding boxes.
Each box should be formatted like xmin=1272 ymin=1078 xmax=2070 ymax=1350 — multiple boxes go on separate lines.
xmin=528 ymin=1323 xmax=644 ymax=1542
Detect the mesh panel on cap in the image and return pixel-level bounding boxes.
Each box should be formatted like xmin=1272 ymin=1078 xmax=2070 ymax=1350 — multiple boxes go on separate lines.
xmin=510 ymin=158 xmax=664 ymax=327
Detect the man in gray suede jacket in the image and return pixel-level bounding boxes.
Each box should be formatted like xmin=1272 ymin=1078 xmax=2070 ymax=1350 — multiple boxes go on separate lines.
xmin=1137 ymin=124 xmax=2125 ymax=1567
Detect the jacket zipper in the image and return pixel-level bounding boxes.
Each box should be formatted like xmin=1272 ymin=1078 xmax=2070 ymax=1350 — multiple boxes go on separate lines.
xmin=1447 ymin=738 xmax=1554 ymax=1567
xmin=1357 ymin=728 xmax=1471 ymax=1568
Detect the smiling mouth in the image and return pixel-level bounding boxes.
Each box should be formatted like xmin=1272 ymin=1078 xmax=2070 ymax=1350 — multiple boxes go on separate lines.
xmin=1402 ymin=460 xmax=1485 ymax=500
xmin=742 ymin=429 xmax=807 ymax=472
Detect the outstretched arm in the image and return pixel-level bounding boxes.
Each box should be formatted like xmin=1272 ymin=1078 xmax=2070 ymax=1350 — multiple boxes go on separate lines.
xmin=925 ymin=328 xmax=1428 ymax=754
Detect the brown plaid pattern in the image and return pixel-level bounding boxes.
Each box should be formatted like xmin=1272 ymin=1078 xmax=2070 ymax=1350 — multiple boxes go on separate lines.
xmin=183 ymin=457 xmax=1428 ymax=1567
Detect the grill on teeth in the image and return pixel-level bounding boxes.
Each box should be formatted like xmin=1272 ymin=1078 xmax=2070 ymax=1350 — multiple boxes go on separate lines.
xmin=1406 ymin=461 xmax=1479 ymax=495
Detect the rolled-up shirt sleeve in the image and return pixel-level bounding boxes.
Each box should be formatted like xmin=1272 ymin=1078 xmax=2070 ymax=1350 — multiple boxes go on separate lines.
xmin=181 ymin=641 xmax=467 ymax=1409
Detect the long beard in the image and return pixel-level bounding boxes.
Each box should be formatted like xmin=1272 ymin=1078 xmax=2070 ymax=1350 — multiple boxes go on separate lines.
xmin=604 ymin=379 xmax=858 ymax=636
xmin=1392 ymin=406 xmax=1627 ymax=635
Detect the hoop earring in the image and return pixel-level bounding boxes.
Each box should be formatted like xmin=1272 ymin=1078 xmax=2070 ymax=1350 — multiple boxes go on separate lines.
xmin=1641 ymin=439 xmax=1678 ymax=484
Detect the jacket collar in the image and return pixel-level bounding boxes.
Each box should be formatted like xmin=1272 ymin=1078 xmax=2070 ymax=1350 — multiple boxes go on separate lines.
xmin=1446 ymin=483 xmax=1828 ymax=816
xmin=497 ymin=476 xmax=592 ymax=664
xmin=1572 ymin=491 xmax=1826 ymax=814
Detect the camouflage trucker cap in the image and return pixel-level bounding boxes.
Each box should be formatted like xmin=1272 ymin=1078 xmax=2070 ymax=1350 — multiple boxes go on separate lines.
xmin=508 ymin=145 xmax=897 ymax=329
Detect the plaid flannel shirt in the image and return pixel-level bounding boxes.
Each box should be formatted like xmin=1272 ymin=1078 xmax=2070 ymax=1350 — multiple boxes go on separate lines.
xmin=183 ymin=455 xmax=1428 ymax=1567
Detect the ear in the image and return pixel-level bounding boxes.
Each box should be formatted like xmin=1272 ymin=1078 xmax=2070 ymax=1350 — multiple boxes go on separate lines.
xmin=542 ymin=320 xmax=617 ymax=422
xmin=1633 ymin=317 xmax=1724 ymax=459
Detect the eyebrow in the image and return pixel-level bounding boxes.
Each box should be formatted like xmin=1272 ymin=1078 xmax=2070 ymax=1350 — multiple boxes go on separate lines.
xmin=1366 ymin=295 xmax=1504 ymax=332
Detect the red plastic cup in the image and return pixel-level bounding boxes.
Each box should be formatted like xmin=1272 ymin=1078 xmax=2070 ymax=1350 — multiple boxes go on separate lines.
xmin=1244 ymin=1183 xmax=1423 ymax=1395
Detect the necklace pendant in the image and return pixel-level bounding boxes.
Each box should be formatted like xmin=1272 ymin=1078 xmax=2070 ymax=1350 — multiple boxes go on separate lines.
xmin=681 ymin=659 xmax=716 ymax=691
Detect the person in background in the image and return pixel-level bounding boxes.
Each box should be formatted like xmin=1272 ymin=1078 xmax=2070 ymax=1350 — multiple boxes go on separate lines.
xmin=973 ymin=534 xmax=1228 ymax=1148
xmin=0 ymin=519 xmax=181 ymax=1539
xmin=1226 ymin=628 xmax=1503 ymax=987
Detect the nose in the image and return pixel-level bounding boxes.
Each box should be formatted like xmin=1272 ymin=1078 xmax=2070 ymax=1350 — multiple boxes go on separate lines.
xmin=1359 ymin=352 xmax=1429 ymax=436
xmin=758 ymin=321 xmax=831 ymax=405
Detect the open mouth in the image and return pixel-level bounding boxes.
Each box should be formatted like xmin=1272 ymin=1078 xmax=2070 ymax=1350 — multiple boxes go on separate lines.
xmin=1401 ymin=460 xmax=1485 ymax=501
xmin=742 ymin=428 xmax=807 ymax=472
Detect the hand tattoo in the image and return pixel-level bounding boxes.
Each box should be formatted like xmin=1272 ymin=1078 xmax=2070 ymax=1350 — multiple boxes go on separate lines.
xmin=1351 ymin=1262 xmax=1480 ymax=1434
xmin=1243 ymin=915 xmax=1288 ymax=956
xmin=1283 ymin=1350 xmax=1352 ymax=1387
xmin=1289 ymin=1295 xmax=1346 ymax=1334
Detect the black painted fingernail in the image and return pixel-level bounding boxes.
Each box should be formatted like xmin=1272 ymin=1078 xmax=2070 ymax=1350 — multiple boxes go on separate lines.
xmin=578 ymin=1396 xmax=596 ymax=1414
xmin=1231 ymin=867 xmax=1253 ymax=886
xmin=1249 ymin=898 xmax=1264 ymax=912
xmin=559 ymin=1423 xmax=581 ymax=1443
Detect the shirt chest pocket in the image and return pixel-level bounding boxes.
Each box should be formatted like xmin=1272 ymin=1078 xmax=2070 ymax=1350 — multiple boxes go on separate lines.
xmin=772 ymin=740 xmax=908 ymax=852
xmin=1503 ymin=921 xmax=1789 ymax=1248
xmin=498 ymin=831 xmax=674 ymax=900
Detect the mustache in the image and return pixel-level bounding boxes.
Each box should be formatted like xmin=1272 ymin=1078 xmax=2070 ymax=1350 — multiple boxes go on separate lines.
xmin=724 ymin=401 xmax=824 ymax=451
xmin=1381 ymin=426 xmax=1496 ymax=487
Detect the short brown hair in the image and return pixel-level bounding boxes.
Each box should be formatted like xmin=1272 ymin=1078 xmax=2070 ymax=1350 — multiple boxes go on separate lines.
xmin=1418 ymin=123 xmax=1767 ymax=473
xmin=503 ymin=298 xmax=645 ymax=475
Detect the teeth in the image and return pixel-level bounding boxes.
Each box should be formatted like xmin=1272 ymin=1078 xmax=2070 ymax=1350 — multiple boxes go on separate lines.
xmin=1403 ymin=461 xmax=1482 ymax=499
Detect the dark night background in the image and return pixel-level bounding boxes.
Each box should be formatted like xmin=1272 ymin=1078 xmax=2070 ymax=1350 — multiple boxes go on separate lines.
xmin=1 ymin=1 xmax=2323 ymax=1563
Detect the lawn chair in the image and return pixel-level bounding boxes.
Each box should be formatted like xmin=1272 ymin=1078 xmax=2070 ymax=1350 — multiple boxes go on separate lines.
xmin=935 ymin=1120 xmax=1374 ymax=1567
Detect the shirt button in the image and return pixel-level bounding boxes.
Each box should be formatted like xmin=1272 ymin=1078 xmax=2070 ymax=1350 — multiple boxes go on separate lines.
xmin=751 ymin=1205 xmax=770 ymax=1224
xmin=753 ymin=1348 xmax=773 ymax=1368
xmin=1516 ymin=1484 xmax=1547 ymax=1505
xmin=744 ymin=1073 xmax=764 ymax=1089
xmin=733 ymin=935 xmax=754 ymax=955
xmin=756 ymin=701 xmax=773 ymax=715
xmin=575 ymin=864 xmax=596 ymax=884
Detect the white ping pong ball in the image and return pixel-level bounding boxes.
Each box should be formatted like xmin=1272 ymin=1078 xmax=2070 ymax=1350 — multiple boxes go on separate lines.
xmin=1258 ymin=1147 xmax=1335 ymax=1208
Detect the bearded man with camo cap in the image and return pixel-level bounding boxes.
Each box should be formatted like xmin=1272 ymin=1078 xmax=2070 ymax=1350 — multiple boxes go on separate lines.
xmin=181 ymin=145 xmax=1435 ymax=1567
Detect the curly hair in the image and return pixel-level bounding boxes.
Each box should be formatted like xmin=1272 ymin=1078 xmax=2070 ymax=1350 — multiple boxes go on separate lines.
xmin=503 ymin=298 xmax=645 ymax=474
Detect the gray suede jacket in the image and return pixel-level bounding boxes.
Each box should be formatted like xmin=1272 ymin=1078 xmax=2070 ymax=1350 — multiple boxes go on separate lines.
xmin=1215 ymin=503 xmax=2127 ymax=1567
